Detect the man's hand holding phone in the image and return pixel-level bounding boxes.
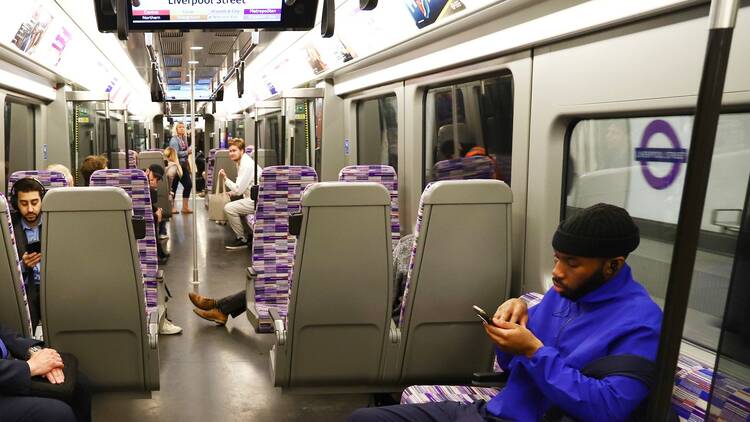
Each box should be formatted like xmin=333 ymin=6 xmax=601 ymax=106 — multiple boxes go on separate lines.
xmin=477 ymin=299 xmax=542 ymax=358
xmin=494 ymin=298 xmax=529 ymax=327
xmin=22 ymin=252 xmax=41 ymax=269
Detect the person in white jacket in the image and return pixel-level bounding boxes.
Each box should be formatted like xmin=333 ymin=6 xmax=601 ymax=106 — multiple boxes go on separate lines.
xmin=219 ymin=138 xmax=262 ymax=249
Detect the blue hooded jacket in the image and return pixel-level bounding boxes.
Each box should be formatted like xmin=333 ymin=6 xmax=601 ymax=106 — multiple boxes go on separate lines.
xmin=487 ymin=264 xmax=663 ymax=421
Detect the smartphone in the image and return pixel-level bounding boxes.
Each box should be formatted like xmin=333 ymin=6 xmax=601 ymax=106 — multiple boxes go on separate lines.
xmin=473 ymin=305 xmax=495 ymax=326
xmin=26 ymin=241 xmax=41 ymax=254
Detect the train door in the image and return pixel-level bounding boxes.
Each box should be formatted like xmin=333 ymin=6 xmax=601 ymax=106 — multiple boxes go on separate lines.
xmin=343 ymin=82 xmax=405 ymax=231
xmin=2 ymin=96 xmax=37 ymax=193
xmin=252 ymin=100 xmax=282 ymax=168
xmin=66 ymin=91 xmax=111 ymax=185
xmin=403 ymin=53 xmax=533 ymax=292
xmin=282 ymin=88 xmax=324 ymax=175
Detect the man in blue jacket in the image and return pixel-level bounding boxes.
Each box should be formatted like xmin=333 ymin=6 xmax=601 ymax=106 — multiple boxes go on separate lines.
xmin=350 ymin=203 xmax=663 ymax=422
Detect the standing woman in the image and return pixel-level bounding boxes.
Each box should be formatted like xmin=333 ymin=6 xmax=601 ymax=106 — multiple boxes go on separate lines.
xmin=168 ymin=122 xmax=193 ymax=214
xmin=164 ymin=146 xmax=182 ymax=215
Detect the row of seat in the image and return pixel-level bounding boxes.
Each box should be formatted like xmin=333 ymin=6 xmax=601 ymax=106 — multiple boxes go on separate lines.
xmin=0 ymin=168 xmax=165 ymax=391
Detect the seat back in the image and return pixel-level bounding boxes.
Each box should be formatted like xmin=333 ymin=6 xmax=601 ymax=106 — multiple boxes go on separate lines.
xmin=128 ymin=150 xmax=138 ymax=168
xmin=8 ymin=170 xmax=68 ymax=193
xmin=41 ymin=187 xmax=158 ymax=390
xmin=112 ymin=152 xmax=127 ymax=169
xmin=338 ymin=165 xmax=399 ymax=245
xmin=206 ymin=148 xmax=220 ymax=192
xmin=0 ymin=193 xmax=32 ymax=337
xmin=137 ymin=151 xmax=171 ymax=218
xmin=248 ymin=166 xmax=317 ymax=332
xmin=212 ymin=150 xmax=237 ymax=193
xmin=90 ymin=169 xmax=158 ymax=314
xmin=274 ymin=182 xmax=392 ymax=388
xmin=432 ymin=156 xmax=495 ymax=181
xmin=245 ymin=146 xmax=255 ymax=157
xmin=396 ymin=180 xmax=512 ymax=384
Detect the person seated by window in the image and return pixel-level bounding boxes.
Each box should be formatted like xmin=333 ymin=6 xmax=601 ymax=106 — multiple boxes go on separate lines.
xmin=10 ymin=178 xmax=47 ymax=332
xmin=46 ymin=164 xmax=74 ymax=187
xmin=349 ymin=203 xmax=663 ymax=422
xmin=219 ymin=138 xmax=262 ymax=250
xmin=78 ymin=155 xmax=107 ymax=187
xmin=0 ymin=324 xmax=91 ymax=422
xmin=144 ymin=164 xmax=183 ymax=336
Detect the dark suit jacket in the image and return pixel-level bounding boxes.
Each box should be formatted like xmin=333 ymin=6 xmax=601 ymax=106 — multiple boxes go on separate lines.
xmin=10 ymin=212 xmax=39 ymax=285
xmin=0 ymin=325 xmax=42 ymax=395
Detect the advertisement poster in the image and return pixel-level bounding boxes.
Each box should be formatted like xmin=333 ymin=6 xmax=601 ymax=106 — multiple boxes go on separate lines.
xmin=402 ymin=0 xmax=465 ymax=29
xmin=131 ymin=0 xmax=283 ymax=24
xmin=11 ymin=4 xmax=53 ymax=55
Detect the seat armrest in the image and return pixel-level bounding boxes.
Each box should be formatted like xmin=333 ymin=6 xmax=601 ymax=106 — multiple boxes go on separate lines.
xmin=269 ymin=308 xmax=286 ymax=346
xmin=471 ymin=371 xmax=508 ymax=388
xmin=147 ymin=310 xmax=159 ymax=349
xmin=250 ymin=185 xmax=259 ymax=201
xmin=389 ymin=318 xmax=401 ymax=344
xmin=247 ymin=266 xmax=258 ymax=279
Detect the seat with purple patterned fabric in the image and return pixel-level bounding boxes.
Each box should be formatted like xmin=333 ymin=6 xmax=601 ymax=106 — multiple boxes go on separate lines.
xmin=388 ymin=180 xmax=512 ymax=385
xmin=432 ymin=156 xmax=495 ymax=181
xmin=90 ymin=169 xmax=158 ymax=316
xmin=205 ymin=148 xmax=219 ymax=193
xmin=0 ymin=193 xmax=33 ymax=337
xmin=245 ymin=145 xmax=255 ymax=157
xmin=8 ymin=170 xmax=68 ymax=194
xmin=338 ymin=165 xmax=400 ymax=244
xmin=246 ymin=165 xmax=317 ymax=333
xmin=128 ymin=150 xmax=138 ymax=168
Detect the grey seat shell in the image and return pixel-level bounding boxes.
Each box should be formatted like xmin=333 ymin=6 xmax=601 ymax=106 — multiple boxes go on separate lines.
xmin=385 ymin=180 xmax=513 ymax=385
xmin=40 ymin=187 xmax=159 ymax=391
xmin=270 ymin=182 xmax=393 ymax=391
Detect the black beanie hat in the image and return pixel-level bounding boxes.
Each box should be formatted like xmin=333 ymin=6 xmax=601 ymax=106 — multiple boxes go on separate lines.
xmin=552 ymin=203 xmax=640 ymax=258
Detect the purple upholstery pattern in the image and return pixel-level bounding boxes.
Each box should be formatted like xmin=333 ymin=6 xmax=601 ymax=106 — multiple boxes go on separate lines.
xmin=432 ymin=156 xmax=495 ymax=181
xmin=8 ymin=170 xmax=68 ymax=194
xmin=338 ymin=165 xmax=399 ymax=244
xmin=206 ymin=148 xmax=225 ymax=193
xmin=251 ymin=166 xmax=317 ymax=332
xmin=90 ymin=169 xmax=158 ymax=314
xmin=245 ymin=146 xmax=255 ymax=157
xmin=128 ymin=150 xmax=138 ymax=168
xmin=401 ymin=291 xmax=749 ymax=422
xmin=0 ymin=192 xmax=32 ymax=336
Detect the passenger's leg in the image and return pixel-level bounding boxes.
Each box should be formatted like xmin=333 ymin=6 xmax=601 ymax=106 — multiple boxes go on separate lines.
xmin=0 ymin=396 xmax=76 ymax=422
xmin=348 ymin=401 xmax=489 ymax=422
xmin=180 ymin=162 xmax=193 ymax=213
xmin=170 ymin=176 xmax=179 ymax=214
xmin=224 ymin=198 xmax=255 ymax=242
xmin=216 ymin=290 xmax=247 ymax=318
xmin=28 ymin=284 xmax=41 ymax=332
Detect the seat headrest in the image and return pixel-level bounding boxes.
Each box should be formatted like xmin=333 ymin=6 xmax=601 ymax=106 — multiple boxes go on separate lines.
xmin=422 ymin=180 xmax=512 ymax=205
xmin=302 ymin=182 xmax=390 ymax=207
xmin=43 ymin=187 xmax=132 ymax=212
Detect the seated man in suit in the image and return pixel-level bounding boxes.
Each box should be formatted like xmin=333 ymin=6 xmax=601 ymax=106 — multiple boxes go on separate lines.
xmin=0 ymin=325 xmax=91 ymax=422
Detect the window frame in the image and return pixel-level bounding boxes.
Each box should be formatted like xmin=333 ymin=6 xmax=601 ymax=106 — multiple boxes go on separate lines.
xmin=420 ymin=69 xmax=515 ymax=188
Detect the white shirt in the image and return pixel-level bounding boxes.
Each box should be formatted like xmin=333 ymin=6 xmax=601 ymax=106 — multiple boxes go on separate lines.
xmin=225 ymin=154 xmax=262 ymax=198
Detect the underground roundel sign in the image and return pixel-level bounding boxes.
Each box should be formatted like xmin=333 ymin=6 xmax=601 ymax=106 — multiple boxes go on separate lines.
xmin=635 ymin=119 xmax=688 ymax=190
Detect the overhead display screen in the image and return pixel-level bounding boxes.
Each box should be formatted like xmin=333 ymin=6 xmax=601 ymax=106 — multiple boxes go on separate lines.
xmin=126 ymin=0 xmax=317 ymax=30
xmin=165 ymin=85 xmax=212 ymax=101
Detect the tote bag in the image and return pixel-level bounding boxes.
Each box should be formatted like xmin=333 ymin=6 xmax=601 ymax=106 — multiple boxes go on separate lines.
xmin=208 ymin=174 xmax=230 ymax=221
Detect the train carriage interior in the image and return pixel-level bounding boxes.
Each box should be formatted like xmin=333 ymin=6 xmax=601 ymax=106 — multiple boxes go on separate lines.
xmin=0 ymin=0 xmax=749 ymax=421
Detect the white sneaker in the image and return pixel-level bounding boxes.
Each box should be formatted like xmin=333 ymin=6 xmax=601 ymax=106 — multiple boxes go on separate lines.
xmin=159 ymin=319 xmax=183 ymax=335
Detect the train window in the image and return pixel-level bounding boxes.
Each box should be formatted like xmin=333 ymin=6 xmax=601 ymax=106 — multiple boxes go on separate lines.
xmin=356 ymin=94 xmax=398 ymax=170
xmin=4 ymin=101 xmax=36 ymax=191
xmin=565 ymin=113 xmax=750 ymax=352
xmin=423 ymin=72 xmax=513 ymax=185
xmin=264 ymin=115 xmax=282 ymax=166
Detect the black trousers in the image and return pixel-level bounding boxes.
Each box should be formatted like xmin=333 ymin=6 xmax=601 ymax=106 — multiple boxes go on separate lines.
xmin=26 ymin=283 xmax=40 ymax=332
xmin=0 ymin=353 xmax=91 ymax=422
xmin=217 ymin=291 xmax=246 ymax=318
xmin=348 ymin=401 xmax=507 ymax=422
xmin=171 ymin=162 xmax=193 ymax=199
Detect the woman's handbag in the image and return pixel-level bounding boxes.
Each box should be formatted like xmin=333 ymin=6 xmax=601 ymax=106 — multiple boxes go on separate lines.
xmin=208 ymin=174 xmax=230 ymax=222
